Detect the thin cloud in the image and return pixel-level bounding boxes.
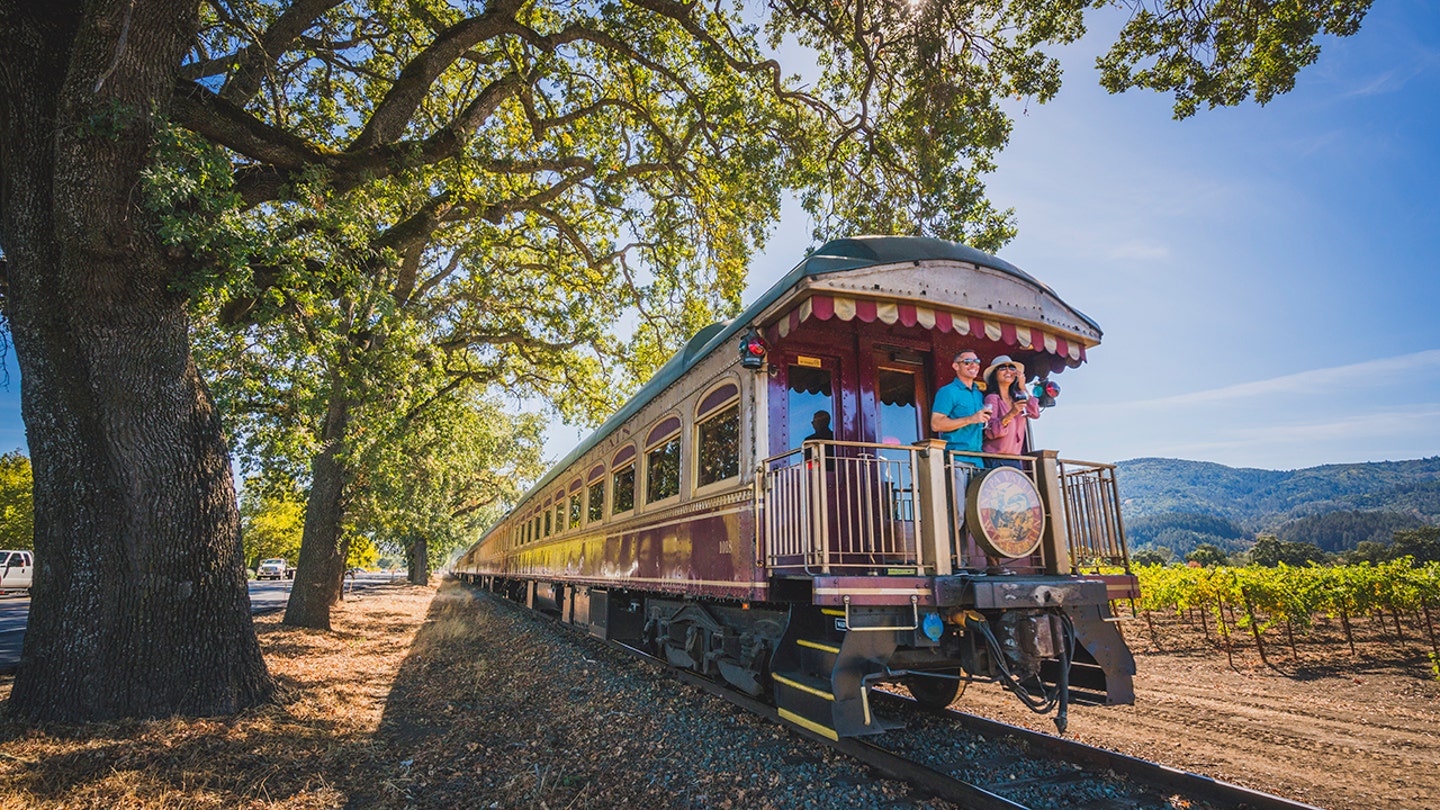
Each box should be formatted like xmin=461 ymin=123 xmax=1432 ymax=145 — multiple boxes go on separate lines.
xmin=1079 ymin=405 xmax=1440 ymax=468
xmin=1101 ymin=349 xmax=1440 ymax=409
xmin=1340 ymin=69 xmax=1406 ymax=98
xmin=1106 ymin=240 xmax=1170 ymax=261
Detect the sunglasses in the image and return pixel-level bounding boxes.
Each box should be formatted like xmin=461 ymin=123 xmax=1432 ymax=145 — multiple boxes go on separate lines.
xmin=956 ymin=358 xmax=981 ymax=365
xmin=997 ymin=367 xmax=1017 ymax=373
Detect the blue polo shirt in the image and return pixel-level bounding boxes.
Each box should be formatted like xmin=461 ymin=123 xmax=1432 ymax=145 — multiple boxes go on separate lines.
xmin=932 ymin=377 xmax=986 ymax=453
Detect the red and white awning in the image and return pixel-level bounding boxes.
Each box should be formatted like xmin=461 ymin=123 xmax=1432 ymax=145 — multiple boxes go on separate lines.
xmin=775 ymin=294 xmax=1088 ymax=362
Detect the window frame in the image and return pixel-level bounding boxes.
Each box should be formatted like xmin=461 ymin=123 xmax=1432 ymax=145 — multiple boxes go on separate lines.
xmin=693 ymin=381 xmax=742 ymax=493
xmin=610 ymin=445 xmax=637 ymax=516
xmin=644 ymin=415 xmax=683 ymax=506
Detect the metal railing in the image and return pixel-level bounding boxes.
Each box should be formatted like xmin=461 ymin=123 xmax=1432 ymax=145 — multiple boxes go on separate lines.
xmin=1056 ymin=459 xmax=1130 ymax=570
xmin=761 ymin=440 xmax=921 ymax=574
xmin=759 ymin=441 xmax=1131 ymax=577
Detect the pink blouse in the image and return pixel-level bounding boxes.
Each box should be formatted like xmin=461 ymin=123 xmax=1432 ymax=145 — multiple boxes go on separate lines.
xmin=982 ymin=394 xmax=1040 ymax=456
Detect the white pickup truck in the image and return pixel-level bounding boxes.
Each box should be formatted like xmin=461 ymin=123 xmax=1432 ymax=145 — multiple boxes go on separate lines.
xmin=256 ymin=558 xmax=296 ymax=580
xmin=1 ymin=550 xmax=33 ymax=594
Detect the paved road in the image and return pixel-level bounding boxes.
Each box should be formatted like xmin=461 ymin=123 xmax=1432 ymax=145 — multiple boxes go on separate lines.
xmin=0 ymin=572 xmax=401 ymax=673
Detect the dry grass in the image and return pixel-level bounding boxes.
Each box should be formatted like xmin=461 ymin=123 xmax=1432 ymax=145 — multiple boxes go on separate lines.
xmin=0 ymin=583 xmax=438 ymax=809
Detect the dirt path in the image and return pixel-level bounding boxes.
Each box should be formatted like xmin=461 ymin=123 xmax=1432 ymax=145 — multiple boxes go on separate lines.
xmin=956 ymin=622 xmax=1440 ymax=810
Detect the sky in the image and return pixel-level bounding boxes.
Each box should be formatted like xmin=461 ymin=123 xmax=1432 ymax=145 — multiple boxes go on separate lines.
xmin=0 ymin=1 xmax=1435 ymax=475
xmin=734 ymin=0 xmax=1440 ymax=472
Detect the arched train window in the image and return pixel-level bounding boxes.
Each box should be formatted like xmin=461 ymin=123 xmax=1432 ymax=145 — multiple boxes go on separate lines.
xmin=646 ymin=416 xmax=682 ymax=503
xmin=696 ymin=382 xmax=740 ymax=487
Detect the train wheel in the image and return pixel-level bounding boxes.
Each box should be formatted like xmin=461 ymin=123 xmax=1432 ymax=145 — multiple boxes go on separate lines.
xmin=907 ymin=670 xmax=963 ymax=710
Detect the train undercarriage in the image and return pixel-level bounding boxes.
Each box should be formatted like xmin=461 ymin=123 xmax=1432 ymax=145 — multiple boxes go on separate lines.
xmin=469 ymin=571 xmax=1134 ymax=738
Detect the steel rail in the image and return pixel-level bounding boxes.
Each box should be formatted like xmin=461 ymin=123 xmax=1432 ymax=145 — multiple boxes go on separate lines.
xmin=612 ymin=640 xmax=1029 ymax=810
xmin=473 ymin=585 xmax=1324 ymax=810
xmin=946 ymin=705 xmax=1326 ymax=810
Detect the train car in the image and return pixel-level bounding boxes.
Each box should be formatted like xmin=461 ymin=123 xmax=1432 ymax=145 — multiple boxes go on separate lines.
xmin=452 ymin=236 xmax=1137 ymax=738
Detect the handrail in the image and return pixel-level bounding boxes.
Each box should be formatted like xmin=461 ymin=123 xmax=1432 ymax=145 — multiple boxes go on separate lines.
xmin=758 ymin=440 xmax=1131 ymax=578
xmin=1055 ymin=459 xmax=1131 ymax=572
xmin=760 ymin=440 xmax=921 ymax=574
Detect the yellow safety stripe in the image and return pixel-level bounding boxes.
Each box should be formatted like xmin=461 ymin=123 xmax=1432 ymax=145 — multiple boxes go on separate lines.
xmin=777 ymin=708 xmax=839 ymax=741
xmin=772 ymin=673 xmax=835 ymax=701
xmin=796 ymin=639 xmax=840 ymax=654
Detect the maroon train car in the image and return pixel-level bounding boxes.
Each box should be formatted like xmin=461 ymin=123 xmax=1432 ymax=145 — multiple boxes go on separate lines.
xmin=452 ymin=236 xmax=1137 ymax=738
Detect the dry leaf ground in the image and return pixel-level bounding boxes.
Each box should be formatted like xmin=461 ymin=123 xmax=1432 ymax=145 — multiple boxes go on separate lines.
xmin=1 ymin=581 xmax=1436 ymax=809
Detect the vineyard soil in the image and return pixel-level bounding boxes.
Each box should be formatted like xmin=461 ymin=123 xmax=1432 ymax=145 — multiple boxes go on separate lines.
xmin=955 ymin=610 xmax=1440 ymax=810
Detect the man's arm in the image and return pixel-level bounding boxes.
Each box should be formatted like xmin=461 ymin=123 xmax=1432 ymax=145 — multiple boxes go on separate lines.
xmin=931 ymin=409 xmax=984 ymax=433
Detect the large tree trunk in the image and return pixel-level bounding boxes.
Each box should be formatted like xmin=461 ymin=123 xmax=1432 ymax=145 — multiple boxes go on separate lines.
xmin=283 ymin=382 xmax=351 ymax=629
xmin=408 ymin=535 xmax=429 ymax=586
xmin=0 ymin=0 xmax=273 ymax=721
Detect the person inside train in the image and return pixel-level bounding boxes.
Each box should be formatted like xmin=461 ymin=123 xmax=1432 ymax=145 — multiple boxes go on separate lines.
xmin=803 ymin=410 xmax=835 ymax=469
xmin=804 ymin=410 xmax=833 ymax=442
xmin=982 ymin=355 xmax=1041 ymax=468
xmin=929 ymin=350 xmax=992 ymax=458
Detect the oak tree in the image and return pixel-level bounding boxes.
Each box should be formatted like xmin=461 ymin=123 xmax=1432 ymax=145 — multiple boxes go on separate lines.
xmin=0 ymin=0 xmax=1373 ymax=720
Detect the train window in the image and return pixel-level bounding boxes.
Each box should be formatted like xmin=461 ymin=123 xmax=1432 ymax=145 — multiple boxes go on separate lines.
xmin=613 ymin=464 xmax=636 ymax=513
xmin=569 ymin=492 xmax=582 ymax=529
xmin=588 ymin=480 xmax=605 ymax=521
xmin=697 ymin=402 xmax=740 ymax=486
xmin=877 ymin=368 xmax=921 ymax=447
xmin=697 ymin=382 xmax=739 ymax=419
xmin=788 ymin=363 xmax=834 ymax=449
xmin=533 ymin=515 xmax=541 ymax=542
xmin=555 ymin=502 xmax=565 ymax=534
xmin=647 ymin=435 xmax=681 ymax=503
xmin=544 ymin=509 xmax=552 ymax=537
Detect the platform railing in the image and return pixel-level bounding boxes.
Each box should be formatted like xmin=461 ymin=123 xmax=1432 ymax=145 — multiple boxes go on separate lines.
xmin=759 ymin=441 xmax=1131 ymax=577
xmin=1056 ymin=458 xmax=1131 ymax=571
xmin=760 ymin=440 xmax=921 ymax=574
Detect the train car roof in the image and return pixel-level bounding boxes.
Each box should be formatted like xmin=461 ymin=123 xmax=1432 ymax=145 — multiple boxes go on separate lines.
xmin=499 ymin=235 xmax=1097 ymax=517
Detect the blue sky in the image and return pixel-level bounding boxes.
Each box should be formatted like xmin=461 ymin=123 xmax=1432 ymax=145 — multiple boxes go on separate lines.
xmin=739 ymin=0 xmax=1440 ymax=471
xmin=0 ymin=1 xmax=1435 ymax=474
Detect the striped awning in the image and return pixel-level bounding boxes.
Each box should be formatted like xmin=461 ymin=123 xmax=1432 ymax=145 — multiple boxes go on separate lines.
xmin=776 ymin=294 xmax=1088 ymax=362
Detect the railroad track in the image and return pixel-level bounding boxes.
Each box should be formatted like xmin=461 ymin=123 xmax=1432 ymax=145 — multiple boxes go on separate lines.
xmin=478 ymin=587 xmax=1322 ymax=810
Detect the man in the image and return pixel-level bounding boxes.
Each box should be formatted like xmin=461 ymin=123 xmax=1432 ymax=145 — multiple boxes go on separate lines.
xmin=803 ymin=410 xmax=834 ymax=470
xmin=930 ymin=350 xmax=993 ymax=455
xmin=931 ymin=350 xmax=994 ymax=534
xmin=804 ymin=410 xmax=833 ymax=442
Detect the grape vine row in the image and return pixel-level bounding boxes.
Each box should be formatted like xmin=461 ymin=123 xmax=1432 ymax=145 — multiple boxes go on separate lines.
xmin=1128 ymin=559 xmax=1440 ymax=674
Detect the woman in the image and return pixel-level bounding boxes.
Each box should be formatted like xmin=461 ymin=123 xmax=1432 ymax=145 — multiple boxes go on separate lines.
xmin=982 ymin=355 xmax=1041 ymax=468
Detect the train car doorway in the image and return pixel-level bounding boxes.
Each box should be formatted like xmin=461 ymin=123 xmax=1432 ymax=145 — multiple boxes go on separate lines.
xmin=774 ymin=353 xmax=845 ymax=458
xmin=868 ymin=351 xmax=929 ymax=450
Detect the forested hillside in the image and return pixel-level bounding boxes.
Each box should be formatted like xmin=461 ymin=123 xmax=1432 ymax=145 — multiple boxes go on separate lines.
xmin=1114 ymin=456 xmax=1440 ymax=555
xmin=1117 ymin=457 xmax=1440 ymax=525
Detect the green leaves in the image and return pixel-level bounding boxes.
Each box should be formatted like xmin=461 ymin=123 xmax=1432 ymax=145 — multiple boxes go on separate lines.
xmin=0 ymin=451 xmax=33 ymax=551
xmin=1096 ymin=0 xmax=1375 ymax=119
xmin=170 ymin=0 xmax=1370 ymax=572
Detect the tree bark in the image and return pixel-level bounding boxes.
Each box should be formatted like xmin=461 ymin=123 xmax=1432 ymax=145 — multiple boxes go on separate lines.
xmin=283 ymin=380 xmax=352 ymax=629
xmin=408 ymin=534 xmax=429 ymax=586
xmin=0 ymin=0 xmax=273 ymax=721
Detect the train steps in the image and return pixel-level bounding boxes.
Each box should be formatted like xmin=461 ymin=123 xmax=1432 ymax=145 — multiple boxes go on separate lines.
xmin=770 ymin=606 xmax=901 ymax=739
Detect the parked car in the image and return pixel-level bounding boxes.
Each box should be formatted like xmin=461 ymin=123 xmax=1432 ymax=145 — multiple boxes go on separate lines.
xmin=256 ymin=558 xmax=295 ymax=580
xmin=0 ymin=550 xmax=33 ymax=594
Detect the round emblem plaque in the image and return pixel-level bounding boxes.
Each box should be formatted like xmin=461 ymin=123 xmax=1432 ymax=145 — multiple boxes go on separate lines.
xmin=964 ymin=466 xmax=1046 ymax=559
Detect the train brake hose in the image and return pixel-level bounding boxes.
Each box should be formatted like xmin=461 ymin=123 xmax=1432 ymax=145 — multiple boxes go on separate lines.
xmin=966 ymin=612 xmax=1076 ymax=733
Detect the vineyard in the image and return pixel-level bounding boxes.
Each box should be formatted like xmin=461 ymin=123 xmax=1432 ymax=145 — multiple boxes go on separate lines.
xmin=1125 ymin=560 xmax=1440 ymax=677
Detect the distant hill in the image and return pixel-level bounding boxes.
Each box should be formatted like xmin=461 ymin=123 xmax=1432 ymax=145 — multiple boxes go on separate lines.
xmin=1113 ymin=456 xmax=1440 ymax=555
